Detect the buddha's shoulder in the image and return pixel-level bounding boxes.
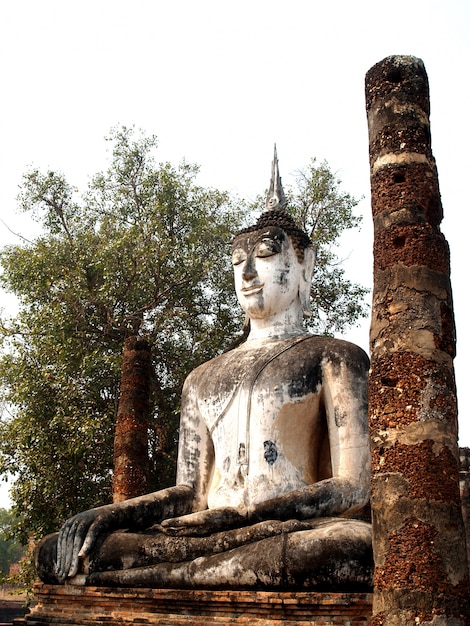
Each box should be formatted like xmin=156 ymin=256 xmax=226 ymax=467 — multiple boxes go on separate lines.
xmin=184 ymin=334 xmax=369 ymax=388
xmin=265 ymin=334 xmax=370 ymax=375
xmin=300 ymin=335 xmax=370 ymax=368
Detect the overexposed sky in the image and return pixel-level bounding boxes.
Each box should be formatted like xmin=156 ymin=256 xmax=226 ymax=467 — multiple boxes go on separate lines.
xmin=0 ymin=0 xmax=469 ymax=507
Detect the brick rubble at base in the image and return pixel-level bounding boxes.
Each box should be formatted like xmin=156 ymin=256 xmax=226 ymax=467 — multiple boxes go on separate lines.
xmin=18 ymin=583 xmax=372 ymax=626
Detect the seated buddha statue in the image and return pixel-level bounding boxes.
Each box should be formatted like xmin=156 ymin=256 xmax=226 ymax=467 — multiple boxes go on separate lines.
xmin=36 ymin=150 xmax=373 ymax=591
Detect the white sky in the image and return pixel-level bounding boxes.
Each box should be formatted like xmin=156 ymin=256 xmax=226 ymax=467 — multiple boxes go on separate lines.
xmin=0 ymin=0 xmax=469 ymax=508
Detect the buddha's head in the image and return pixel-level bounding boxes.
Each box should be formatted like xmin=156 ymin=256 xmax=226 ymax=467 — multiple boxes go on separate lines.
xmin=231 ymin=149 xmax=315 ymax=325
xmin=232 ymin=210 xmax=315 ymax=322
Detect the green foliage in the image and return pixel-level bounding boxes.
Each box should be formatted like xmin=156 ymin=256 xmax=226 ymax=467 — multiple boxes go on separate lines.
xmin=287 ymin=158 xmax=369 ymax=334
xmin=0 ymin=130 xmax=368 ymax=543
xmin=0 ymin=127 xmax=244 ymax=542
xmin=0 ymin=508 xmax=24 ymax=577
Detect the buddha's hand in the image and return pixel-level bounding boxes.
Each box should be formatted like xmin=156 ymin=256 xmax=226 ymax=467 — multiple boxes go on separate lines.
xmin=55 ymin=503 xmax=117 ymax=583
xmin=54 ymin=486 xmax=195 ymax=582
xmin=160 ymin=506 xmax=249 ymax=536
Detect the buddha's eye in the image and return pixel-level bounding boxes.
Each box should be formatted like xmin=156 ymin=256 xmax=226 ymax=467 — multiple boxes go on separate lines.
xmin=231 ymin=249 xmax=246 ymax=266
xmin=256 ymin=239 xmax=281 ymax=258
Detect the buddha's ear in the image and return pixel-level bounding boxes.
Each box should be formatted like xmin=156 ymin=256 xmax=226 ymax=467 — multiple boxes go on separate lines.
xmin=299 ymin=246 xmax=316 ymax=318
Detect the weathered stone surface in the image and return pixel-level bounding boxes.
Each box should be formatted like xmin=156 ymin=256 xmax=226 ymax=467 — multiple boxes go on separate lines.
xmin=370 ymin=163 xmax=442 ymax=225
xmin=84 ymin=517 xmax=371 ymax=586
xmin=366 ymin=55 xmax=469 ymax=625
xmin=36 ymin=150 xmax=373 ymax=595
xmin=87 ymin=518 xmax=372 ymax=590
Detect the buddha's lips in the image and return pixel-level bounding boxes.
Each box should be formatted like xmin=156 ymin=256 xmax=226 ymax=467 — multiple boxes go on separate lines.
xmin=241 ymin=284 xmax=263 ymax=295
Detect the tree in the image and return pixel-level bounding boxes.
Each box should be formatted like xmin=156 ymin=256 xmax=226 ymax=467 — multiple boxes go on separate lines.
xmin=284 ymin=158 xmax=368 ymax=335
xmin=0 ymin=508 xmax=24 ymax=577
xmin=0 ymin=130 xmax=368 ymax=544
xmin=0 ymin=126 xmax=244 ymax=543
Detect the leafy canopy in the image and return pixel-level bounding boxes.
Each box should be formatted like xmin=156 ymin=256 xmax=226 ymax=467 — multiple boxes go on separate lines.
xmin=0 ymin=507 xmax=24 ymax=578
xmin=0 ymin=128 xmax=368 ymax=542
xmin=287 ymin=159 xmax=369 ymax=334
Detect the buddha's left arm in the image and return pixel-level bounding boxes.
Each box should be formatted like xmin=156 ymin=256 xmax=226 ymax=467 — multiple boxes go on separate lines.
xmin=322 ymin=347 xmax=370 ymax=506
xmin=249 ymin=346 xmax=371 ymax=523
xmin=162 ymin=344 xmax=370 ymax=533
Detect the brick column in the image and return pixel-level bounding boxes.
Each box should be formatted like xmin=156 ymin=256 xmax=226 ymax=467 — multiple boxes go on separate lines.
xmin=365 ymin=55 xmax=469 ymax=625
xmin=113 ymin=336 xmax=151 ymax=503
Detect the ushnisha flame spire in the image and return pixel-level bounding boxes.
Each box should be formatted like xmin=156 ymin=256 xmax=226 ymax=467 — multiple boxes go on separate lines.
xmin=265 ymin=144 xmax=287 ymax=212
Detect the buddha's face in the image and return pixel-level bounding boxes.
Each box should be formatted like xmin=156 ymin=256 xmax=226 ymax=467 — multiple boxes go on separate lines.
xmin=231 ymin=227 xmax=302 ymax=320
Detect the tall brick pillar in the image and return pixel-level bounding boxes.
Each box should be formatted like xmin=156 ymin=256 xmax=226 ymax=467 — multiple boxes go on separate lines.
xmin=365 ymin=55 xmax=469 ymax=625
xmin=113 ymin=336 xmax=151 ymax=503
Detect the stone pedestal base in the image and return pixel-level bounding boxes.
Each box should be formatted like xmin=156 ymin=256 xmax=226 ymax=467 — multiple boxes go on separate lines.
xmin=21 ymin=584 xmax=372 ymax=625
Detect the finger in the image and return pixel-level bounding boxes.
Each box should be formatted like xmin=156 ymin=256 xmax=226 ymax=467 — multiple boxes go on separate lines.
xmin=62 ymin=518 xmax=82 ymax=579
xmin=67 ymin=517 xmax=92 ymax=578
xmin=55 ymin=520 xmax=71 ymax=578
xmin=160 ymin=525 xmax=187 ymax=536
xmin=160 ymin=516 xmax=183 ymax=528
xmin=162 ymin=512 xmax=202 ymax=528
xmin=78 ymin=515 xmax=104 ymax=558
xmin=69 ymin=518 xmax=85 ymax=578
xmin=56 ymin=518 xmax=78 ymax=581
xmin=164 ymin=526 xmax=200 ymax=536
xmin=55 ymin=525 xmax=66 ymax=579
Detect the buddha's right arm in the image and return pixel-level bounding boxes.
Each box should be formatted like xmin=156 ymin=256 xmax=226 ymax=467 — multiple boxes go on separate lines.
xmin=55 ymin=484 xmax=194 ymax=582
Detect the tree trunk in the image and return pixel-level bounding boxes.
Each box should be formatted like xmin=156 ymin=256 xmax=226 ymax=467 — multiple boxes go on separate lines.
xmin=112 ymin=336 xmax=151 ymax=503
xmin=366 ymin=55 xmax=469 ymax=625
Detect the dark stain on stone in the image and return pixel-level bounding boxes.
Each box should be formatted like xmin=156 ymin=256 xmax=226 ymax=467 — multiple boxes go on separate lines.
xmin=264 ymin=441 xmax=278 ymax=465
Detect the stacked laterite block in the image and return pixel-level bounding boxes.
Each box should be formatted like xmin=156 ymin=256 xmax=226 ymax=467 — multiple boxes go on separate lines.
xmin=113 ymin=336 xmax=152 ymax=503
xmin=21 ymin=585 xmax=373 ymax=625
xmin=365 ymin=56 xmax=470 ymax=625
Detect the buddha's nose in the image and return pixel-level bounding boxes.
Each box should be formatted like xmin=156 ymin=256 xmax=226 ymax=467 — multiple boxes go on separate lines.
xmin=242 ymin=254 xmax=257 ymax=280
